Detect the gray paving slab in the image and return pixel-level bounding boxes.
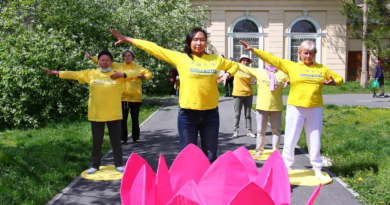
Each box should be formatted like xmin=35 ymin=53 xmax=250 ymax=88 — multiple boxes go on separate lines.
xmin=48 ymin=97 xmax=364 ymax=205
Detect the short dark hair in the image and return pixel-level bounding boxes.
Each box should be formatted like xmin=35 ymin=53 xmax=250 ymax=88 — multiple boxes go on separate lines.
xmin=98 ymin=50 xmax=113 ymax=61
xmin=184 ymin=28 xmax=208 ymax=59
xmin=123 ymin=50 xmax=135 ymax=60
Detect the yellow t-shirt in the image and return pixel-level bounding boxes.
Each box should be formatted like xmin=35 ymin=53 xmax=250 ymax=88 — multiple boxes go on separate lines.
xmin=232 ymin=69 xmax=253 ymax=97
xmin=238 ymin=64 xmax=288 ymax=111
xmin=253 ymin=49 xmax=343 ymax=108
xmin=92 ymin=57 xmax=152 ymax=102
xmin=133 ymin=39 xmax=238 ymax=110
xmin=59 ymin=69 xmax=138 ymax=121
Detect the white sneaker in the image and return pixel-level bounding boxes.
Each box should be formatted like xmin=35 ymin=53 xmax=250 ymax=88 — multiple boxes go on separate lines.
xmin=87 ymin=168 xmax=98 ymax=174
xmin=254 ymin=151 xmax=262 ymax=157
xmin=116 ymin=167 xmax=125 ymax=173
xmin=315 ymin=170 xmax=328 ymax=181
xmin=247 ymin=131 xmax=256 ymax=138
xmin=232 ymin=131 xmax=238 ymax=138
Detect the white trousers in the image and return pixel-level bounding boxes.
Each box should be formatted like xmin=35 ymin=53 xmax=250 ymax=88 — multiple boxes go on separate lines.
xmin=255 ymin=110 xmax=282 ymax=152
xmin=282 ymin=105 xmax=323 ymax=171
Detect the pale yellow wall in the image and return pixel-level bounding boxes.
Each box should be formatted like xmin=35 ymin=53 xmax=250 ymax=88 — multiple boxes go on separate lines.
xmin=209 ymin=10 xmax=226 ymax=55
xmin=325 ymin=10 xmax=347 ymax=79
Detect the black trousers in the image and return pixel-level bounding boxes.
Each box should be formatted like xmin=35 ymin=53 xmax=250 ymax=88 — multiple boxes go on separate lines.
xmin=121 ymin=101 xmax=141 ymax=143
xmin=91 ymin=120 xmax=123 ymax=169
xmin=224 ymin=80 xmax=233 ymax=95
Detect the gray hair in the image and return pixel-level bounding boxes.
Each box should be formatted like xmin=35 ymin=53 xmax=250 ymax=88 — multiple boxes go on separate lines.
xmin=298 ymin=40 xmax=317 ymax=54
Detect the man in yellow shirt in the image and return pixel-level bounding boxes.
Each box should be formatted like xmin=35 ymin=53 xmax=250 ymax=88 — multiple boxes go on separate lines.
xmin=86 ymin=50 xmax=152 ymax=144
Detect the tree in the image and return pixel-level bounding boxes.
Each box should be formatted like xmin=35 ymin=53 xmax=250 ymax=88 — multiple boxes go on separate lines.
xmin=340 ymin=0 xmax=390 ymax=62
xmin=0 ymin=0 xmax=209 ymax=128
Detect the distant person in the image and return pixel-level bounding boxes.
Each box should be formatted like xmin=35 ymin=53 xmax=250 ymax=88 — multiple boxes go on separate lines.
xmin=228 ymin=54 xmax=256 ymax=138
xmin=240 ymin=40 xmax=343 ymax=181
xmin=110 ymin=28 xmax=238 ymax=162
xmin=169 ymin=67 xmax=178 ymax=97
xmin=41 ymin=51 xmax=140 ymax=174
xmin=224 ymin=74 xmax=234 ymax=97
xmin=85 ymin=50 xmax=152 ymax=144
xmin=374 ymin=60 xmax=385 ymax=97
xmin=174 ymin=75 xmax=180 ymax=96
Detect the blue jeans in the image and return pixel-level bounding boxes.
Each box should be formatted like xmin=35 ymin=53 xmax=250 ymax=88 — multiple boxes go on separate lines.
xmin=177 ymin=107 xmax=220 ymax=162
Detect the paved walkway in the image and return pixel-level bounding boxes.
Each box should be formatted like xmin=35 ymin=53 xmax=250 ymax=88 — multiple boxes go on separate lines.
xmin=47 ymin=95 xmax=374 ymax=205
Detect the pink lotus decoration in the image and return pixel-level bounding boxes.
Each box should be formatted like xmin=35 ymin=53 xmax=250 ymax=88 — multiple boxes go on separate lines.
xmin=120 ymin=144 xmax=321 ymax=205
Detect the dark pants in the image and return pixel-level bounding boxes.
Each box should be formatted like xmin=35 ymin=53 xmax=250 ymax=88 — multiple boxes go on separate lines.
xmin=91 ymin=120 xmax=123 ymax=169
xmin=170 ymin=81 xmax=176 ymax=95
xmin=379 ymin=78 xmax=385 ymax=95
xmin=121 ymin=101 xmax=141 ymax=143
xmin=224 ymin=80 xmax=233 ymax=96
xmin=177 ymin=107 xmax=220 ymax=162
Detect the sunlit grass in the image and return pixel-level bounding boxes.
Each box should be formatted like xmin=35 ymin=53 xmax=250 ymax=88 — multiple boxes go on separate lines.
xmin=0 ymin=103 xmax=161 ymax=205
xmin=252 ymin=104 xmax=390 ymax=205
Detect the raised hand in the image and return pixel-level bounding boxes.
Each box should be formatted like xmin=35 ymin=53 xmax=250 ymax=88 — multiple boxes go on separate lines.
xmin=240 ymin=40 xmax=255 ymax=52
xmin=110 ymin=70 xmax=125 ymax=79
xmin=322 ymin=75 xmax=336 ymax=86
xmin=110 ymin=29 xmax=134 ymax=45
xmin=41 ymin=67 xmax=59 ymax=76
xmin=84 ymin=51 xmax=92 ymax=60
xmin=217 ymin=72 xmax=231 ymax=86
xmin=283 ymin=80 xmax=290 ymax=88
xmin=137 ymin=73 xmax=146 ymax=79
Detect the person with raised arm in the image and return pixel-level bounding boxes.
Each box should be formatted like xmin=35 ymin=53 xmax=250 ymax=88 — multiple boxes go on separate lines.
xmin=240 ymin=40 xmax=343 ymax=181
xmin=110 ymin=28 xmax=238 ymax=162
xmin=41 ymin=50 xmax=140 ymax=174
xmin=85 ymin=50 xmax=152 ymax=144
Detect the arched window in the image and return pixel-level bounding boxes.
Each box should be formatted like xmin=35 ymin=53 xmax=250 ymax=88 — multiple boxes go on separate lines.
xmin=286 ymin=17 xmax=323 ymax=63
xmin=231 ymin=19 xmax=261 ymax=68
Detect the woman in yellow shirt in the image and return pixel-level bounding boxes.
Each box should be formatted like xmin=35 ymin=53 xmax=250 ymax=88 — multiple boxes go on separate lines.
xmin=41 ymin=51 xmax=140 ymax=174
xmin=231 ymin=54 xmax=256 ymax=139
xmin=238 ymin=62 xmax=289 ymax=157
xmin=240 ymin=40 xmax=343 ymax=181
xmin=85 ymin=50 xmax=152 ymax=144
xmin=110 ymin=28 xmax=238 ymax=162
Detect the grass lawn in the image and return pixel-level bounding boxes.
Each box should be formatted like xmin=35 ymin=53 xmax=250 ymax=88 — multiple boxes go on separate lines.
xmin=252 ymin=104 xmax=390 ymax=205
xmin=0 ymin=103 xmax=161 ymax=205
xmin=219 ymin=81 xmax=383 ymax=96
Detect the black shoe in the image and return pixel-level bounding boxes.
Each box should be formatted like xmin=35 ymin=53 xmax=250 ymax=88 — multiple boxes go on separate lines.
xmin=229 ymin=95 xmax=233 ymax=97
xmin=224 ymin=94 xmax=229 ymax=97
xmin=121 ymin=140 xmax=127 ymax=145
xmin=132 ymin=140 xmax=140 ymax=144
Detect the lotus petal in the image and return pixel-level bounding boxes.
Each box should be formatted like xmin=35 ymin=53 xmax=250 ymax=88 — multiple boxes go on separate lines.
xmin=306 ymin=184 xmax=322 ymax=205
xmin=255 ymin=150 xmax=290 ymax=205
xmin=167 ymin=195 xmax=201 ymax=205
xmin=233 ymin=146 xmax=258 ymax=181
xmin=129 ymin=165 xmax=156 ymax=205
xmin=170 ymin=144 xmax=210 ymax=194
xmin=228 ymin=182 xmax=275 ymax=205
xmin=167 ymin=180 xmax=208 ymax=205
xmin=155 ymin=154 xmax=173 ymax=205
xmin=198 ymin=151 xmax=250 ymax=205
xmin=121 ymin=153 xmax=149 ymax=205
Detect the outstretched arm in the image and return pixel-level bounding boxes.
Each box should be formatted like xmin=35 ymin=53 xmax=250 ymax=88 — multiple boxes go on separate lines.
xmin=240 ymin=40 xmax=294 ymax=74
xmin=110 ymin=29 xmax=180 ymax=68
xmin=84 ymin=51 xmax=93 ymax=60
xmin=110 ymin=29 xmax=134 ymax=45
xmin=41 ymin=68 xmax=59 ymax=75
